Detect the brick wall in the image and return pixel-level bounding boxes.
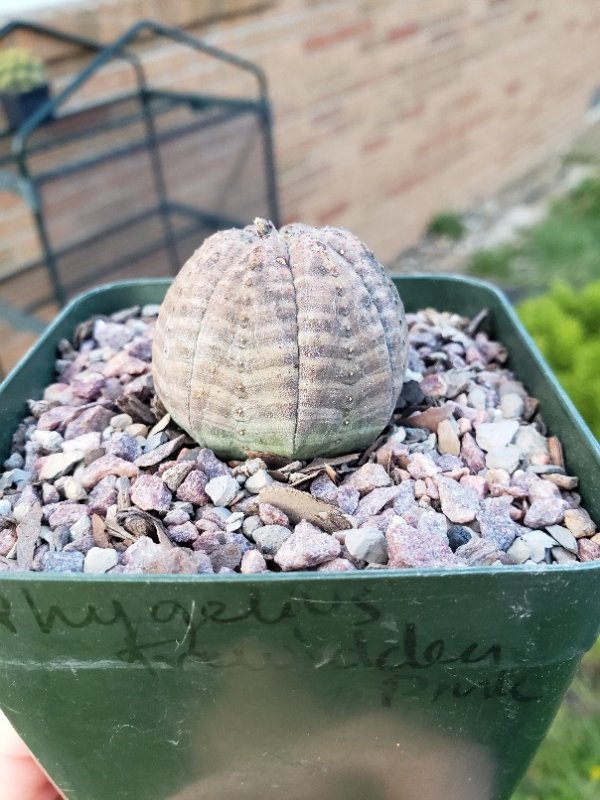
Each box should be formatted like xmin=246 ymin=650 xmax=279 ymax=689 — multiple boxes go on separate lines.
xmin=1 ymin=0 xmax=600 ymax=280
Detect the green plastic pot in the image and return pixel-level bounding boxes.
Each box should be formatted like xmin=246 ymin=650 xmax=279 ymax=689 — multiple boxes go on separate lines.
xmin=0 ymin=276 xmax=598 ymax=800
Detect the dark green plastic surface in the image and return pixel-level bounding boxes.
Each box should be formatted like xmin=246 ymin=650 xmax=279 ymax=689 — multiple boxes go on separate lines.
xmin=0 ymin=276 xmax=598 ymax=800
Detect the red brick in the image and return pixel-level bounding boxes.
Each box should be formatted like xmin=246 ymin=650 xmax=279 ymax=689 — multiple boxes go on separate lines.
xmin=305 ymin=21 xmax=373 ymax=51
xmin=317 ymin=200 xmax=351 ymax=225
xmin=361 ymin=135 xmax=389 ymax=154
xmin=505 ymin=79 xmax=522 ymax=95
xmin=385 ymin=22 xmax=420 ymax=43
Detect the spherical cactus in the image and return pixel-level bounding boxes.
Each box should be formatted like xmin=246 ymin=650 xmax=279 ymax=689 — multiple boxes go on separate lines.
xmin=152 ymin=219 xmax=408 ymax=460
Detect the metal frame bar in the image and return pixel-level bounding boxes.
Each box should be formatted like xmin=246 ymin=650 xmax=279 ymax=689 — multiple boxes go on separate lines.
xmin=0 ymin=19 xmax=280 ymax=318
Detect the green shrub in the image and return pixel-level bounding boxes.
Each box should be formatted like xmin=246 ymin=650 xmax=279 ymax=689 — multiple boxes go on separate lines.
xmin=518 ymin=281 xmax=600 ymax=438
xmin=426 ymin=211 xmax=465 ymax=241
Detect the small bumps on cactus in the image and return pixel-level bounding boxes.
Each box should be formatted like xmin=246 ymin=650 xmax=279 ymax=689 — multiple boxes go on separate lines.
xmin=152 ymin=219 xmax=408 ymax=460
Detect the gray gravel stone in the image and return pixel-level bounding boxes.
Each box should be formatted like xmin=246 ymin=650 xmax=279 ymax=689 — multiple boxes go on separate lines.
xmin=252 ymin=524 xmax=293 ymax=558
xmin=546 ymin=525 xmax=578 ymax=553
xmin=345 ymin=527 xmax=388 ymax=564
xmin=41 ymin=551 xmax=85 ymax=573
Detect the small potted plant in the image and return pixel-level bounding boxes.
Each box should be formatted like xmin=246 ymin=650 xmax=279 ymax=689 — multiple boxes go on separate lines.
xmin=0 ymin=47 xmax=51 ymax=130
xmin=0 ymin=221 xmax=598 ymax=800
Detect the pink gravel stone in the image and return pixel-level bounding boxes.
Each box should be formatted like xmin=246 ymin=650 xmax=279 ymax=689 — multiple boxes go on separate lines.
xmin=460 ymin=432 xmax=486 ymax=472
xmin=71 ymin=371 xmax=105 ymax=401
xmin=386 ymin=517 xmax=455 ymax=568
xmin=37 ymin=406 xmax=80 ymax=432
xmin=88 ymin=476 xmax=118 ymax=515
xmin=104 ymin=351 xmax=149 ymax=378
xmin=167 ymin=522 xmax=199 ymax=544
xmin=48 ymin=502 xmax=90 ymax=529
xmin=274 ymin=520 xmax=341 ymax=571
xmin=80 ymin=454 xmax=139 ymax=490
xmin=578 ymin=539 xmax=600 ymax=562
xmin=434 ymin=475 xmax=480 ymax=523
xmin=196 ymin=448 xmax=232 ymax=479
xmin=523 ymin=498 xmax=566 ymax=528
xmin=406 ymin=453 xmax=440 ymax=480
xmin=259 ymin=502 xmax=290 ymax=527
xmin=65 ymin=406 xmax=113 ymax=439
xmin=134 ymin=435 xmax=186 ymax=468
xmin=316 ymin=557 xmax=357 ymax=572
xmin=355 ymin=485 xmax=405 ymax=524
xmin=240 ymin=549 xmax=268 ymax=573
xmin=130 ymin=475 xmax=172 ymax=513
xmin=176 ymin=470 xmax=209 ymax=505
xmin=343 ymin=463 xmax=391 ymax=494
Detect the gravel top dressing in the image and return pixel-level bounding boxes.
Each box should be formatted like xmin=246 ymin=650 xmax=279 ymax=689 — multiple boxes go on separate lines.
xmin=0 ymin=303 xmax=598 ymax=575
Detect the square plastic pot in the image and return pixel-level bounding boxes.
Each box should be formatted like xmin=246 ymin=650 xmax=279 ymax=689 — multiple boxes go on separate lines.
xmin=0 ymin=276 xmax=598 ymax=800
xmin=0 ymin=84 xmax=52 ymax=130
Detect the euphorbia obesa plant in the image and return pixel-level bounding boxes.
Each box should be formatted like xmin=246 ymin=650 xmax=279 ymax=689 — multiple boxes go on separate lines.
xmin=153 ymin=219 xmax=408 ymax=459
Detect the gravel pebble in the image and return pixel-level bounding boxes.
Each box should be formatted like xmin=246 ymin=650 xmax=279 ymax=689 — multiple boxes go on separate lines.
xmin=41 ymin=551 xmax=85 ymax=573
xmin=252 ymin=524 xmax=293 ymax=558
xmin=205 ymin=475 xmax=240 ymax=506
xmin=245 ymin=469 xmax=275 ymax=494
xmin=274 ymin=520 xmax=341 ymax=570
xmin=176 ymin=470 xmax=209 ymax=505
xmin=563 ymin=508 xmax=596 ymax=538
xmin=84 ymin=547 xmax=119 ymax=573
xmin=523 ymin=498 xmax=566 ymax=528
xmin=435 ymin=476 xmax=480 ymax=523
xmin=130 ymin=475 xmax=172 ymax=513
xmin=345 ymin=527 xmax=388 ymax=564
xmin=342 ymin=463 xmax=391 ymax=494
xmin=386 ymin=516 xmax=455 ymax=568
xmin=475 ymin=420 xmax=519 ymax=452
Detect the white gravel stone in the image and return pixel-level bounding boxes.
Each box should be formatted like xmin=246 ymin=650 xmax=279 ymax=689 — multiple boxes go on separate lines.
xmin=515 ymin=425 xmax=549 ymax=459
xmin=84 ymin=547 xmax=119 ymax=573
xmin=475 ymin=420 xmax=519 ymax=452
xmin=205 ymin=475 xmax=240 ymax=507
xmin=485 ymin=445 xmax=522 ymax=473
xmin=38 ymin=451 xmax=85 ymax=482
xmin=245 ymin=469 xmax=275 ymax=494
xmin=31 ymin=430 xmax=63 ymax=452
xmin=500 ymin=393 xmax=525 ymax=419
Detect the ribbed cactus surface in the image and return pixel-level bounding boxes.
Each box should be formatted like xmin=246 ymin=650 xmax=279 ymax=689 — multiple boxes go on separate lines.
xmin=153 ymin=219 xmax=407 ymax=459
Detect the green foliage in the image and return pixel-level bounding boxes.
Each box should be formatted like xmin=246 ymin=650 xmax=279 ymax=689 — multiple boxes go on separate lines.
xmin=0 ymin=48 xmax=45 ymax=95
xmin=467 ymin=177 xmax=600 ymax=292
xmin=426 ymin=211 xmax=466 ymax=241
xmin=518 ymin=281 xmax=600 ymax=438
